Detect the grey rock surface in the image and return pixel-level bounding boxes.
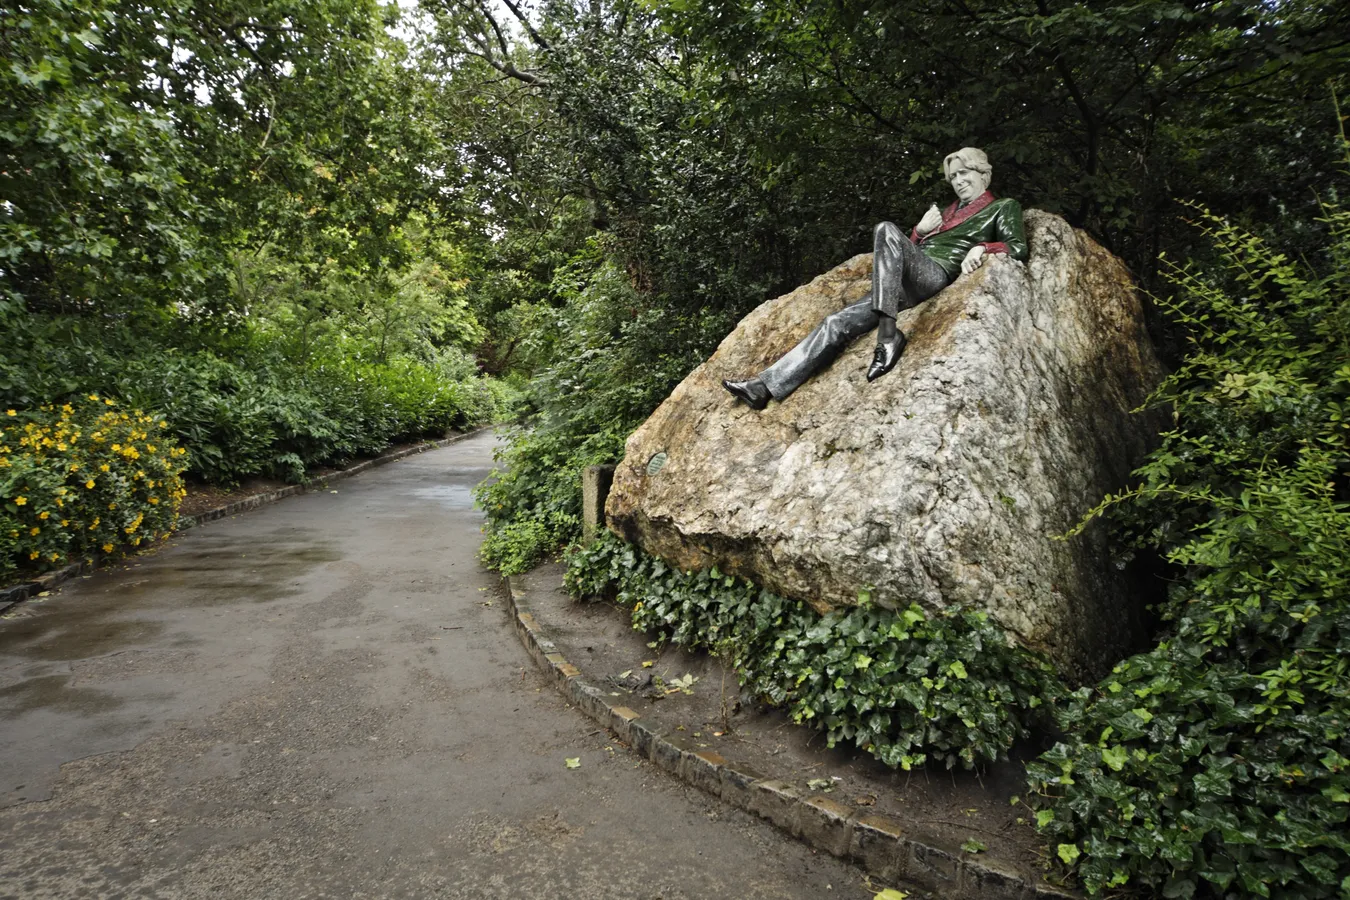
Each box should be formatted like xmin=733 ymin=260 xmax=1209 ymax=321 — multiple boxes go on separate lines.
xmin=605 ymin=211 xmax=1164 ymax=677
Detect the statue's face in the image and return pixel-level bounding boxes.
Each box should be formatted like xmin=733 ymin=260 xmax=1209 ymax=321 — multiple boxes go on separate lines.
xmin=947 ymin=161 xmax=990 ymax=204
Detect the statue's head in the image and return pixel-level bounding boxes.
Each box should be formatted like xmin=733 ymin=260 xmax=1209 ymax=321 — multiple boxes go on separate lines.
xmin=943 ymin=147 xmax=992 ymax=204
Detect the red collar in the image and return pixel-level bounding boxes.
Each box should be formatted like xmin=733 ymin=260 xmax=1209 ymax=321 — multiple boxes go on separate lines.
xmin=935 ymin=190 xmax=995 ymax=235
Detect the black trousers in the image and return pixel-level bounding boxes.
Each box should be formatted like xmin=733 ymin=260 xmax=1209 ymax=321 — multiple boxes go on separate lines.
xmin=758 ymin=222 xmax=949 ymax=400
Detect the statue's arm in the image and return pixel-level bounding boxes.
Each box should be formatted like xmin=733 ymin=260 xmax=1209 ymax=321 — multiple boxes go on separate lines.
xmin=979 ymin=200 xmax=1029 ymax=262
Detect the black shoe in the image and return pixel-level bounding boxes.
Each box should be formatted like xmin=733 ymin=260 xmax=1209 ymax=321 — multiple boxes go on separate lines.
xmin=866 ymin=333 xmax=907 ymax=382
xmin=723 ymin=377 xmax=771 ymax=410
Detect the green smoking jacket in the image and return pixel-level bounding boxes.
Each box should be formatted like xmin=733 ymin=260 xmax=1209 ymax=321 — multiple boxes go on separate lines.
xmin=913 ymin=193 xmax=1028 ymax=282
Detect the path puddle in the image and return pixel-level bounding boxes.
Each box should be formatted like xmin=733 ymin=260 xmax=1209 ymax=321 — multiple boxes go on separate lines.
xmin=408 ymin=484 xmax=475 ymax=510
xmin=0 ymin=529 xmax=341 ymax=663
xmin=0 ymin=674 xmax=123 ymax=715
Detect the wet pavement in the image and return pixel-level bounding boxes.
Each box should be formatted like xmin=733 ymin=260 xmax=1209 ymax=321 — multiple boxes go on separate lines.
xmin=0 ymin=431 xmax=876 ymax=899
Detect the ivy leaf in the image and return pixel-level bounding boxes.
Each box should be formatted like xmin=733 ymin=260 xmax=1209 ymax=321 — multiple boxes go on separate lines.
xmin=1057 ymin=843 xmax=1081 ymax=865
xmin=1101 ymin=745 xmax=1128 ymax=771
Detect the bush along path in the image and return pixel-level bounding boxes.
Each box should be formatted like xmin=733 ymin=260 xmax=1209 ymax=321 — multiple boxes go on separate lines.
xmin=1 ymin=396 xmax=188 ymax=587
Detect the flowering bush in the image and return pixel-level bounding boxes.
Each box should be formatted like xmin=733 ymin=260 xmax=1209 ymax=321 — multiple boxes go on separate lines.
xmin=1 ymin=396 xmax=188 ymax=580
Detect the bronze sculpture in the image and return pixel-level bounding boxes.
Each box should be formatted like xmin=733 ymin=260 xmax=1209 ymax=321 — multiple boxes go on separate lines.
xmin=723 ymin=148 xmax=1028 ymax=410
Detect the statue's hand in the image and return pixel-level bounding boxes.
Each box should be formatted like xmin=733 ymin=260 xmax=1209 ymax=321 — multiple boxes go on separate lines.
xmin=915 ymin=204 xmax=943 ymax=236
xmin=960 ymin=245 xmax=987 ymax=274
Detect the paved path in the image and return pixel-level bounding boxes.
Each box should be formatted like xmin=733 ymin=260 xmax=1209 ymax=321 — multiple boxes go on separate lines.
xmin=0 ymin=432 xmax=875 ymax=899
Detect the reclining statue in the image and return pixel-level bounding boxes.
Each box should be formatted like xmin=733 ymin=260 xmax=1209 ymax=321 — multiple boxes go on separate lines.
xmin=723 ymin=147 xmax=1029 ymax=410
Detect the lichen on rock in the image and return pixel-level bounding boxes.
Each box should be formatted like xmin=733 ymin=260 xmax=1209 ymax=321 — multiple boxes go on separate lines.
xmin=605 ymin=211 xmax=1164 ymax=679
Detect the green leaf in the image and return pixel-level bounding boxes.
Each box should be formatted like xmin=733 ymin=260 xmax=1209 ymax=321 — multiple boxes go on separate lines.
xmin=1100 ymin=745 xmax=1129 ymax=771
xmin=1057 ymin=843 xmax=1080 ymax=865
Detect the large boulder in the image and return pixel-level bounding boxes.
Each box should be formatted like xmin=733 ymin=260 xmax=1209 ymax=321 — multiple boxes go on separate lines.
xmin=604 ymin=211 xmax=1165 ymax=679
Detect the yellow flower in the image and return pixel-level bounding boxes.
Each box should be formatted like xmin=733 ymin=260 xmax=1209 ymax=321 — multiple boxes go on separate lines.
xmin=29 ymin=527 xmax=39 ymax=536
xmin=5 ymin=409 xmax=15 ymax=417
xmin=99 ymin=464 xmax=110 ymax=473
xmin=38 ymin=511 xmax=49 ymax=520
xmin=60 ymin=519 xmax=68 ymax=527
xmin=29 ymin=551 xmax=39 ymax=560
xmin=14 ymin=496 xmax=25 ymax=505
xmin=88 ymin=393 xmax=99 ymax=401
xmin=62 ymin=404 xmax=73 ymax=414
xmin=49 ymin=552 xmax=59 ymax=561
xmin=102 ymin=543 xmax=114 ymax=553
xmin=104 ymin=398 xmax=115 ymax=406
xmin=86 ymin=479 xmax=96 ymax=489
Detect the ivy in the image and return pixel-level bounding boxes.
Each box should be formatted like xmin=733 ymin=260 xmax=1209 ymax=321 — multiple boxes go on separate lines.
xmin=566 ymin=531 xmax=1064 ymax=770
xmin=1027 ymin=186 xmax=1350 ymax=896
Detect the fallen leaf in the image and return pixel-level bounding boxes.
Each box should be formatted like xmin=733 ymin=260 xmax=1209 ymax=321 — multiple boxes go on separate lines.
xmin=641 ymin=660 xmax=654 ymax=668
xmin=565 ymin=757 xmax=581 ymax=769
xmin=874 ymin=890 xmax=908 ymax=900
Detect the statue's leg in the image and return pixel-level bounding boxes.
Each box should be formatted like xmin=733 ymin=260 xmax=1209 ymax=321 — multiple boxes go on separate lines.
xmin=871 ymin=222 xmax=949 ymax=319
xmin=867 ymin=222 xmax=950 ymax=380
xmin=757 ymin=298 xmax=878 ymax=400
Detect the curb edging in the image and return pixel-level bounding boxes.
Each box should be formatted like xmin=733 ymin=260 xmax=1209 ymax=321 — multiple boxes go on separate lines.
xmin=503 ymin=574 xmax=1077 ymax=900
xmin=1 ymin=427 xmax=491 ymax=615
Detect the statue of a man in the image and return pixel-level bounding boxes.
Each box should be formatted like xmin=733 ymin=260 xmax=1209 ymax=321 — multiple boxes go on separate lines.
xmin=723 ymin=147 xmax=1028 ymax=410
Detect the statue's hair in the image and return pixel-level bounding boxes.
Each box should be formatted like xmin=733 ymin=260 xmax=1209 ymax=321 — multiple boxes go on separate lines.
xmin=943 ymin=147 xmax=992 ymax=180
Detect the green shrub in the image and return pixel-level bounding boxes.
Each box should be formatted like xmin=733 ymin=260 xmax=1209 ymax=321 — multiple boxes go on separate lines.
xmin=1025 ymin=202 xmax=1350 ymax=898
xmin=480 ymin=509 xmax=580 ymax=576
xmin=1 ymin=397 xmax=188 ymax=580
xmin=475 ymin=252 xmax=734 ymax=572
xmin=566 ymin=531 xmax=1065 ymax=770
xmin=0 ymin=315 xmax=511 ymax=487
